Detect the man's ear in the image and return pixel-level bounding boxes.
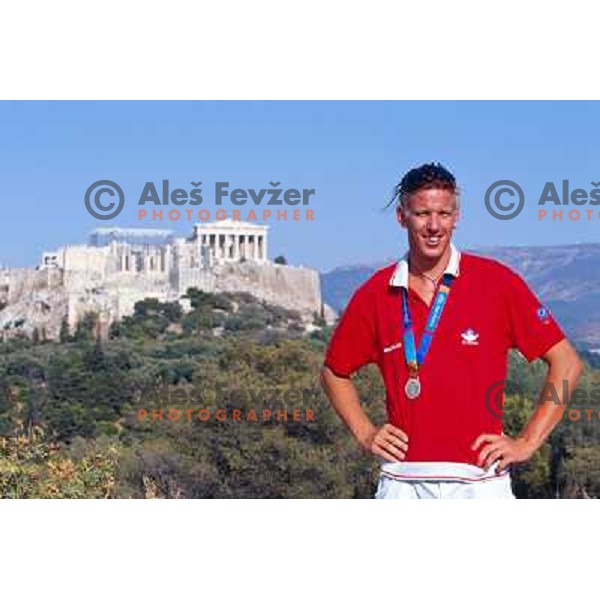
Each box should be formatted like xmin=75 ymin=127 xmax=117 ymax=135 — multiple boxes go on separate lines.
xmin=452 ymin=209 xmax=461 ymax=230
xmin=396 ymin=206 xmax=407 ymax=228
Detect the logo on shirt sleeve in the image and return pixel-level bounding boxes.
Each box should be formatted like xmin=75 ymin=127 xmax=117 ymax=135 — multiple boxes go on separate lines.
xmin=537 ymin=305 xmax=552 ymax=324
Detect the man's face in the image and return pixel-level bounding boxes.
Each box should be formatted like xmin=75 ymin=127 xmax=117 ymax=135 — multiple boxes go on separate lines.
xmin=397 ymin=187 xmax=459 ymax=261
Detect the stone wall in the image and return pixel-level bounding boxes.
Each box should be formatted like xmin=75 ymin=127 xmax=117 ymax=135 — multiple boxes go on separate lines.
xmin=213 ymin=262 xmax=322 ymax=316
xmin=0 ymin=269 xmax=68 ymax=340
xmin=0 ymin=258 xmax=333 ymax=341
xmin=1 ymin=268 xmax=63 ymax=302
xmin=62 ymin=245 xmax=112 ymax=277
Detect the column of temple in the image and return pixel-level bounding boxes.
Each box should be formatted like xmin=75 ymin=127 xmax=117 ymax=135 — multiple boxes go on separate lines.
xmin=195 ymin=228 xmax=267 ymax=262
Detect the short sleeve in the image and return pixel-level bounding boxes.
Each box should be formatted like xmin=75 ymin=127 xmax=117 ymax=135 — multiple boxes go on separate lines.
xmin=502 ymin=266 xmax=565 ymax=362
xmin=324 ymin=283 xmax=378 ymax=377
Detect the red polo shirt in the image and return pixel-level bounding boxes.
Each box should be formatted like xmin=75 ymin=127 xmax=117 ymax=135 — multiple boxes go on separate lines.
xmin=324 ymin=247 xmax=565 ymax=466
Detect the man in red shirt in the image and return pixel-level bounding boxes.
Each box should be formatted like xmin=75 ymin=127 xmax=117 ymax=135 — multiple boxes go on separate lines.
xmin=321 ymin=163 xmax=583 ymax=499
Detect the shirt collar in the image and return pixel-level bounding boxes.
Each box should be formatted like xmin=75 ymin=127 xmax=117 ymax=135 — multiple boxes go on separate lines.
xmin=389 ymin=243 xmax=461 ymax=289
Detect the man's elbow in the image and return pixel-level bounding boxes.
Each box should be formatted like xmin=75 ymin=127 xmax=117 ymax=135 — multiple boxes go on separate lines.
xmin=572 ymin=353 xmax=585 ymax=381
xmin=564 ymin=343 xmax=584 ymax=383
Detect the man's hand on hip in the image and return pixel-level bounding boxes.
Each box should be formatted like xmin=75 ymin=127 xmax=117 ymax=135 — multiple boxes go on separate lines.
xmin=363 ymin=423 xmax=409 ymax=462
xmin=472 ymin=434 xmax=536 ymax=472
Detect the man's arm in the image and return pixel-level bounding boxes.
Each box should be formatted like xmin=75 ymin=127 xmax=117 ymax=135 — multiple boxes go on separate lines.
xmin=320 ymin=366 xmax=408 ymax=462
xmin=473 ymin=338 xmax=584 ymax=471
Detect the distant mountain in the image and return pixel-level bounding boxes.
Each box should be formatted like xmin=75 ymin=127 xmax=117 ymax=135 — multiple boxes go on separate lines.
xmin=320 ymin=243 xmax=600 ymax=348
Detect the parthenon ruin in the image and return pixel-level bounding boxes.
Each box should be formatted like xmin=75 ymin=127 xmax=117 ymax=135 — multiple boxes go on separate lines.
xmin=192 ymin=220 xmax=268 ymax=263
xmin=42 ymin=220 xmax=269 ymax=273
xmin=0 ymin=220 xmax=334 ymax=341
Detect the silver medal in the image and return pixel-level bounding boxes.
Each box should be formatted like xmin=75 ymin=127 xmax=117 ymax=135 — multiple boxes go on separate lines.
xmin=405 ymin=377 xmax=421 ymax=400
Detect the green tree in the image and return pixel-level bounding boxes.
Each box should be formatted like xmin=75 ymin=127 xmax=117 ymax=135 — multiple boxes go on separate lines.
xmin=74 ymin=312 xmax=98 ymax=343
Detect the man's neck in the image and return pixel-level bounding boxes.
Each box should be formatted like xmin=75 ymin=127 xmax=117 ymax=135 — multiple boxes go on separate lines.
xmin=408 ymin=244 xmax=452 ymax=278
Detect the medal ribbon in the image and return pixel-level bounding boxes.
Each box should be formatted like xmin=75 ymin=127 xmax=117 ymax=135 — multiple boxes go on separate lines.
xmin=401 ymin=272 xmax=455 ymax=375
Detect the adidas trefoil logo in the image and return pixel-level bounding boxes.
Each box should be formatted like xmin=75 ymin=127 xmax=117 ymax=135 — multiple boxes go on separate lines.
xmin=461 ymin=328 xmax=479 ymax=346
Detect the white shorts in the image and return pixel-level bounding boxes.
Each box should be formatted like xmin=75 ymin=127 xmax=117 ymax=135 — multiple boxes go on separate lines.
xmin=375 ymin=461 xmax=516 ymax=500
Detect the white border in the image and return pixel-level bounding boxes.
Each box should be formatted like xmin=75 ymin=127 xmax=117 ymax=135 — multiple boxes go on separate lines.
xmin=1 ymin=2 xmax=597 ymax=595
xmin=0 ymin=1 xmax=598 ymax=99
xmin=0 ymin=501 xmax=597 ymax=599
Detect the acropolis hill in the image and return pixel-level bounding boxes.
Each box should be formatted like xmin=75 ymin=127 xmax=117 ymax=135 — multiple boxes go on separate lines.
xmin=0 ymin=220 xmax=335 ymax=341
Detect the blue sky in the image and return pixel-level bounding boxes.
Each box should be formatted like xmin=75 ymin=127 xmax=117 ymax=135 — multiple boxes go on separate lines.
xmin=1 ymin=101 xmax=598 ymax=272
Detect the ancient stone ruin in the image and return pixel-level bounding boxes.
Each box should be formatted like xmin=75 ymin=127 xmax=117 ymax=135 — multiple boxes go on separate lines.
xmin=0 ymin=220 xmax=335 ymax=341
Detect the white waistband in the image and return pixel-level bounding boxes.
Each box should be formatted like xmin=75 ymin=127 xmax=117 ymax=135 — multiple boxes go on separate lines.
xmin=380 ymin=461 xmax=509 ymax=483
